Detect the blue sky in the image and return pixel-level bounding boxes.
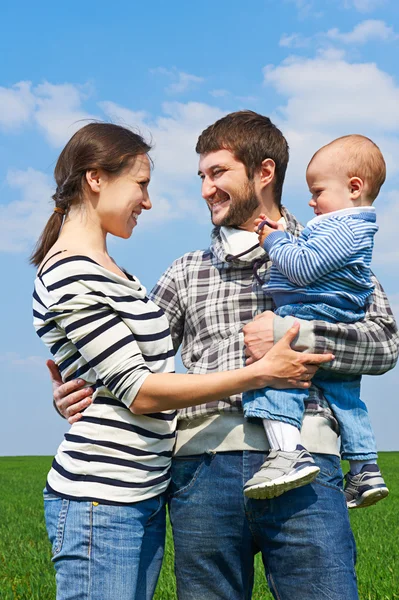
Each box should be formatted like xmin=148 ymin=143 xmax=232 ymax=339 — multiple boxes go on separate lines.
xmin=1 ymin=0 xmax=399 ymax=455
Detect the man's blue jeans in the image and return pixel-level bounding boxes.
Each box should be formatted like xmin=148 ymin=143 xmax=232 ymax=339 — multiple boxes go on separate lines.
xmin=169 ymin=451 xmax=358 ymax=600
xmin=44 ymin=489 xmax=166 ymax=600
xmin=243 ymin=302 xmax=378 ymax=461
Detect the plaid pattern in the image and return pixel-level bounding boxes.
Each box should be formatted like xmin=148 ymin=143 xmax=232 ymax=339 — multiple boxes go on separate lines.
xmin=313 ymin=281 xmax=399 ymax=375
xmin=149 ymin=207 xmax=399 ymax=422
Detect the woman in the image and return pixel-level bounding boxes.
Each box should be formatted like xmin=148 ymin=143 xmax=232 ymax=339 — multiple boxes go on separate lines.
xmin=32 ymin=122 xmax=332 ymax=600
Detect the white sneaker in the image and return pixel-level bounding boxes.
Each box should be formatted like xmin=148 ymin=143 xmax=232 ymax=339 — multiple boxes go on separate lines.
xmin=243 ymin=445 xmax=320 ymax=500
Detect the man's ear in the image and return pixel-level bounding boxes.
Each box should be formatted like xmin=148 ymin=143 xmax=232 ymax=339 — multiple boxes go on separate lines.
xmin=85 ymin=169 xmax=102 ymax=193
xmin=259 ymin=158 xmax=276 ymax=189
xmin=349 ymin=176 xmax=364 ymax=200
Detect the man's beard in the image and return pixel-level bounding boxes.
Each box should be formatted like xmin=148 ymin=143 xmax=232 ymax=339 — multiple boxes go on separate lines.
xmin=210 ymin=179 xmax=259 ymax=228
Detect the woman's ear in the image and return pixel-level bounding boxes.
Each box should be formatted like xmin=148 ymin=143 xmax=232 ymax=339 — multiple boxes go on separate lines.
xmin=85 ymin=169 xmax=102 ymax=193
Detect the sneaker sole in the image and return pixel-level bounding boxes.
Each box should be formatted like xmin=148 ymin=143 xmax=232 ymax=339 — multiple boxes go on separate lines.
xmin=244 ymin=466 xmax=320 ymax=500
xmin=347 ymin=487 xmax=389 ymax=509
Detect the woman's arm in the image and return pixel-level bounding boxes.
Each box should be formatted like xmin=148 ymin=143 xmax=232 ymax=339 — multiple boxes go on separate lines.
xmin=49 ymin=324 xmax=333 ymax=423
xmin=131 ymin=324 xmax=333 ymax=413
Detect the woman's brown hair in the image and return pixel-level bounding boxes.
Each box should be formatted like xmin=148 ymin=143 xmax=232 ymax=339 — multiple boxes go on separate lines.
xmin=30 ymin=122 xmax=151 ymax=267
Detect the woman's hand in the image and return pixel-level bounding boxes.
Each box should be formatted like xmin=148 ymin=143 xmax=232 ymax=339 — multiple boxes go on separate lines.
xmin=47 ymin=360 xmax=93 ymax=424
xmin=253 ymin=322 xmax=334 ymax=389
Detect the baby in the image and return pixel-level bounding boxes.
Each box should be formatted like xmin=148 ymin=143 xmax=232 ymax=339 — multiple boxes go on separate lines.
xmin=243 ymin=134 xmax=389 ymax=508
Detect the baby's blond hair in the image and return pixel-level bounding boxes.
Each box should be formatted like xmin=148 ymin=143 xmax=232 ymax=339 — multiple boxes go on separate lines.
xmin=309 ymin=135 xmax=386 ymax=202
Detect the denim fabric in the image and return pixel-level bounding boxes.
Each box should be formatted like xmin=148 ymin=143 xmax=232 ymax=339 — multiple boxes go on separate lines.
xmin=243 ymin=386 xmax=307 ymax=428
xmin=43 ymin=490 xmax=166 ymax=600
xmin=242 ymin=301 xmax=377 ymax=461
xmin=276 ymin=301 xmax=365 ymax=324
xmin=169 ymin=451 xmax=358 ymax=600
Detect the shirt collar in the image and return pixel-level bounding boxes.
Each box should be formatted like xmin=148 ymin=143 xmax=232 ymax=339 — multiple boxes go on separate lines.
xmin=307 ymin=206 xmax=376 ymax=227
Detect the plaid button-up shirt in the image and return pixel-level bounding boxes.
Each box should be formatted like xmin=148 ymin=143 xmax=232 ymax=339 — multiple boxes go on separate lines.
xmin=150 ymin=207 xmax=398 ymax=427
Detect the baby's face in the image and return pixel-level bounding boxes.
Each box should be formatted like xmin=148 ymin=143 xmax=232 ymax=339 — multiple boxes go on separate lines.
xmin=306 ymin=150 xmax=354 ymax=217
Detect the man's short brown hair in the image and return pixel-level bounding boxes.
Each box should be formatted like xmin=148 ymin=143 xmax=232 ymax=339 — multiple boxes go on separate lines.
xmin=196 ymin=110 xmax=289 ymax=207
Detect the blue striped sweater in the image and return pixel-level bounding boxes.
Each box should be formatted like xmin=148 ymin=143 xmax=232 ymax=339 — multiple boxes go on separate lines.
xmin=262 ymin=207 xmax=378 ymax=310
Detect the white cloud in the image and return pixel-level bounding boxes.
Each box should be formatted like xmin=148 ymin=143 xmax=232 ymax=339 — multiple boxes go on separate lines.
xmin=98 ymin=101 xmax=151 ymax=138
xmin=0 ymin=168 xmax=54 ymax=253
xmin=209 ymin=89 xmax=230 ymax=98
xmin=264 ymin=51 xmax=399 ymax=133
xmin=344 ymin=0 xmax=386 ymax=13
xmin=261 ymin=50 xmax=399 ymax=204
xmin=279 ymin=33 xmax=309 ymax=48
xmin=0 ymin=81 xmax=36 ymax=130
xmin=327 ymin=20 xmax=398 ymax=44
xmin=34 ymin=82 xmax=97 ymax=147
xmin=282 ymin=0 xmax=317 ymax=18
xmin=280 ymin=20 xmax=397 ymax=52
xmin=168 ymin=72 xmax=204 ymax=94
xmin=0 ymin=80 xmax=97 ymax=146
xmin=283 ymin=0 xmax=387 ymax=17
xmin=99 ymin=99 xmax=225 ymax=223
xmin=100 ymin=100 xmax=225 ymax=177
xmin=0 ymin=95 xmax=225 ymax=255
xmin=373 ymin=190 xmax=399 ymax=265
xmin=151 ymin=67 xmax=204 ymax=95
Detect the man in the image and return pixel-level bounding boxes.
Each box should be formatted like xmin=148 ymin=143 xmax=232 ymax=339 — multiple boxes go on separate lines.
xmin=51 ymin=111 xmax=398 ymax=599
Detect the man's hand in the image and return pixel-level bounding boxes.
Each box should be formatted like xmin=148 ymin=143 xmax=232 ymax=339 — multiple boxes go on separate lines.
xmin=256 ymin=322 xmax=334 ymax=389
xmin=47 ymin=360 xmax=93 ymax=424
xmin=244 ymin=312 xmax=321 ymax=380
xmin=243 ymin=310 xmax=276 ymax=365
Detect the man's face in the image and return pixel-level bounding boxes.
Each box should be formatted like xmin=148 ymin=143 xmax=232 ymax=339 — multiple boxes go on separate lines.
xmin=198 ymin=149 xmax=260 ymax=229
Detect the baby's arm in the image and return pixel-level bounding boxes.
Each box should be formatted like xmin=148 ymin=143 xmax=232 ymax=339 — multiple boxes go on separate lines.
xmin=263 ymin=218 xmax=356 ymax=287
xmin=254 ymin=214 xmax=285 ymax=247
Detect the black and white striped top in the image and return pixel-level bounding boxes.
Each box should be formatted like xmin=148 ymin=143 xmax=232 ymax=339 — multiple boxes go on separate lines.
xmin=33 ymin=254 xmax=176 ymax=504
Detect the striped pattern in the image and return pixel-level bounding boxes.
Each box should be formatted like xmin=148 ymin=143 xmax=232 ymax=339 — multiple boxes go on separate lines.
xmin=263 ymin=207 xmax=378 ymax=309
xmin=149 ymin=206 xmax=398 ymax=421
xmin=33 ymin=255 xmax=176 ymax=504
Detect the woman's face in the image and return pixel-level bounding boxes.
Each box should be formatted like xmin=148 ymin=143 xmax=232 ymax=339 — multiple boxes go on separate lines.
xmin=96 ymin=154 xmax=152 ymax=238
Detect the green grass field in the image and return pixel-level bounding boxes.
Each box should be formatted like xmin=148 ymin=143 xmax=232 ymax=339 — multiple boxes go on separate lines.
xmin=1 ymin=454 xmax=398 ymax=599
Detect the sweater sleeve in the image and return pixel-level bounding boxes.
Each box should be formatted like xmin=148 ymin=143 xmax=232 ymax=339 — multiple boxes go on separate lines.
xmin=46 ymin=286 xmax=155 ymax=408
xmin=263 ymin=219 xmax=357 ymax=286
xmin=312 ymin=276 xmax=399 ymax=375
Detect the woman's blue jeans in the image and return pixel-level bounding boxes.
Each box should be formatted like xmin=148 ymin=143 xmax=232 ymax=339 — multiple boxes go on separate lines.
xmin=44 ymin=489 xmax=166 ymax=600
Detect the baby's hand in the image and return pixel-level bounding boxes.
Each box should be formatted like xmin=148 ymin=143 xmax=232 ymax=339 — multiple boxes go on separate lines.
xmin=254 ymin=214 xmax=282 ymax=246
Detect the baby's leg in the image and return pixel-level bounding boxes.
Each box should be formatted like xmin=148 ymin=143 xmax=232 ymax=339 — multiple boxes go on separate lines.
xmin=242 ymin=388 xmax=320 ymax=500
xmin=263 ymin=419 xmax=301 ymax=451
xmin=314 ymin=374 xmax=389 ymax=509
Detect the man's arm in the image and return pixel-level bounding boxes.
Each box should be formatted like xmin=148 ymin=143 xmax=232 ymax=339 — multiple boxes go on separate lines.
xmin=245 ymin=277 xmax=399 ymax=376
xmin=311 ymin=276 xmax=398 ymax=375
